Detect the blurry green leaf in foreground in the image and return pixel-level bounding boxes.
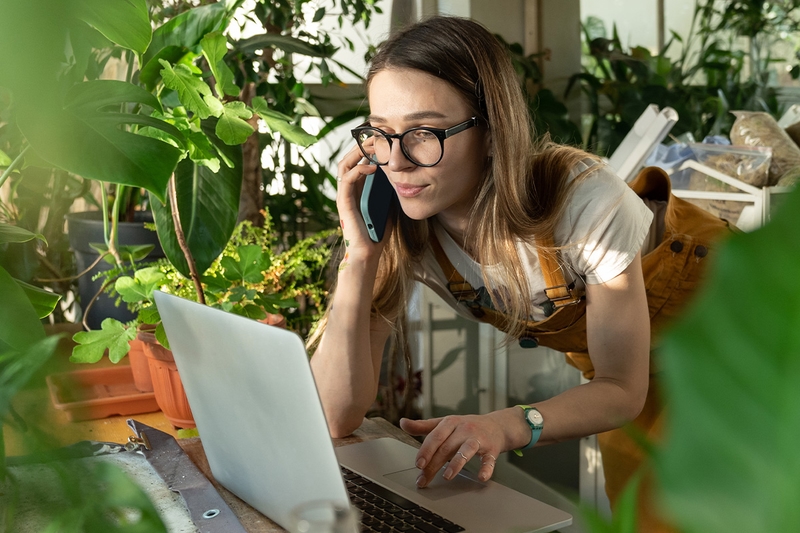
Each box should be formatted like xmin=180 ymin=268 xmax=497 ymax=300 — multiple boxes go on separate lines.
xmin=0 ymin=223 xmax=46 ymax=244
xmin=0 ymin=336 xmax=60 ymax=479
xmin=0 ymin=336 xmax=61 ymax=424
xmin=0 ymin=266 xmax=45 ymax=351
xmin=1 ymin=460 xmax=166 ymax=532
xmin=14 ymin=279 xmax=62 ymax=319
xmin=656 ymin=186 xmax=800 ymax=533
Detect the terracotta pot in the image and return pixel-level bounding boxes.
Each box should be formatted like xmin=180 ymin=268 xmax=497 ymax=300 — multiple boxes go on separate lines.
xmin=260 ymin=312 xmax=287 ymax=328
xmin=138 ymin=330 xmax=195 ymax=429
xmin=128 ymin=338 xmax=153 ymax=392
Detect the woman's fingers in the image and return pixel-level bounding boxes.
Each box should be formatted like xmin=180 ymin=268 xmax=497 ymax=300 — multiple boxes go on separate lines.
xmin=477 ymin=452 xmax=497 ymax=482
xmin=404 ymin=415 xmax=503 ymax=487
xmin=335 ymin=145 xmax=377 ymax=249
xmin=442 ymin=438 xmax=481 ymax=480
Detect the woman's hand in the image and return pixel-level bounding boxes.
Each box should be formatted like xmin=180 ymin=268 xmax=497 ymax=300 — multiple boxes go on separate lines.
xmin=399 ymin=409 xmax=530 ymax=487
xmin=336 ymin=145 xmax=390 ymax=263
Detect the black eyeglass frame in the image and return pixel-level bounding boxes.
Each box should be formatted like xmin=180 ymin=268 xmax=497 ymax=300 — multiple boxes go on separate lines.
xmin=351 ymin=116 xmax=479 ymax=167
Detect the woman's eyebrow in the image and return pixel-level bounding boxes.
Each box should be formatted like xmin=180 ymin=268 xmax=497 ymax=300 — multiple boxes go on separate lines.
xmin=367 ymin=111 xmax=449 ymax=123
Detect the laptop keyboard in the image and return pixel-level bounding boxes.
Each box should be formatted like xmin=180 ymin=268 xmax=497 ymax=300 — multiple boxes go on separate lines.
xmin=341 ymin=466 xmax=466 ymax=533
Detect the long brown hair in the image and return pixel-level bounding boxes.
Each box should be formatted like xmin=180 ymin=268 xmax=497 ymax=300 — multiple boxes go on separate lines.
xmin=308 ymin=16 xmax=595 ymax=377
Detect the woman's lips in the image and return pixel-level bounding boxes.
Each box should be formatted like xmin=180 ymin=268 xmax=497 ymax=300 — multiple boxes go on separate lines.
xmin=394 ymin=182 xmax=427 ymax=198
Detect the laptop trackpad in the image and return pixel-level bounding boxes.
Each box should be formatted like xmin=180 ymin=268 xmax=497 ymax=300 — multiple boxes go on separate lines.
xmin=384 ymin=468 xmax=484 ymax=501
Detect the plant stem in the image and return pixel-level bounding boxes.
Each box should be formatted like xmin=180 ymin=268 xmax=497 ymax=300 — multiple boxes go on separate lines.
xmin=81 ymin=275 xmax=118 ymax=331
xmin=0 ymin=145 xmax=30 ymax=190
xmin=167 ymin=174 xmax=206 ymax=305
xmin=100 ymin=181 xmax=110 ymax=245
xmin=108 ymin=184 xmax=125 ymax=265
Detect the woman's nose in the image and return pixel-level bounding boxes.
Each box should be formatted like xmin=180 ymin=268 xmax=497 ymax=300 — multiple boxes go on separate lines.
xmin=386 ymin=139 xmax=416 ymax=172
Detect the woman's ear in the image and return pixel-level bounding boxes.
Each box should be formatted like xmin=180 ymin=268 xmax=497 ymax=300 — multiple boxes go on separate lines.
xmin=484 ymin=130 xmax=493 ymax=158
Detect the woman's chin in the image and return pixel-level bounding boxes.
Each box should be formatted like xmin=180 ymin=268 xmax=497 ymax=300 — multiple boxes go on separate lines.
xmin=398 ymin=202 xmax=435 ymax=221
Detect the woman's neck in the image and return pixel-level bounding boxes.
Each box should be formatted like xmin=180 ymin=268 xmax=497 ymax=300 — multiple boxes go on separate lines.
xmin=435 ymin=212 xmax=476 ymax=257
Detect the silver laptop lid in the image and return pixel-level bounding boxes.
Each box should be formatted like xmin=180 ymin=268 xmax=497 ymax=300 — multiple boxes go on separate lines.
xmin=153 ymin=290 xmax=348 ymax=529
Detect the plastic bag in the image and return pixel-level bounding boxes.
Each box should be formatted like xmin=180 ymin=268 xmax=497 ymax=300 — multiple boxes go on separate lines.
xmin=685 ymin=143 xmax=772 ymax=223
xmin=729 ymin=111 xmax=800 ymax=186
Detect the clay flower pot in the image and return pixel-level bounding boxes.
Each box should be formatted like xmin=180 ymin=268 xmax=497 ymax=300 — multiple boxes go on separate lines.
xmin=260 ymin=312 xmax=287 ymax=328
xmin=127 ymin=338 xmax=153 ymax=392
xmin=137 ymin=330 xmax=195 ymax=429
xmin=135 ymin=313 xmax=285 ymax=430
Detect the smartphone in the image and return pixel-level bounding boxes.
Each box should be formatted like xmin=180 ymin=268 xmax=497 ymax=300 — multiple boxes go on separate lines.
xmin=359 ymin=166 xmax=397 ymax=242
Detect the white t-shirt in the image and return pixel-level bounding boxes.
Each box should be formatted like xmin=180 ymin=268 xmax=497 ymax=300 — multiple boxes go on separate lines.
xmin=413 ymin=162 xmax=654 ymax=322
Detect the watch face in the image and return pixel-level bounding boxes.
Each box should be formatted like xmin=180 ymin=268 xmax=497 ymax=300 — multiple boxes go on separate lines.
xmin=527 ymin=409 xmax=544 ymax=426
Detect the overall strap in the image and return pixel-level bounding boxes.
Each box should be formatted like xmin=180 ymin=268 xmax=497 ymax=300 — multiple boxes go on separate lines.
xmin=429 ymin=232 xmax=582 ymax=329
xmin=537 ymin=242 xmax=583 ymax=314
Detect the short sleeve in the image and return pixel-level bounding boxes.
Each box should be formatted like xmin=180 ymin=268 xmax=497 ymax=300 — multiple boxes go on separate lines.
xmin=556 ymin=163 xmax=653 ymax=284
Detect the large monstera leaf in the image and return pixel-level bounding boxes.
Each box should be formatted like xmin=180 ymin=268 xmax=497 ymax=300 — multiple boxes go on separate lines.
xmin=151 ymin=119 xmax=242 ymax=278
xmin=17 ymin=80 xmax=184 ymax=202
xmin=655 ymin=186 xmax=800 ymax=532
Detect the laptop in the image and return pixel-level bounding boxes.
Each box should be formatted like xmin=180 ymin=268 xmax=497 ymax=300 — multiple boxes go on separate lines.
xmin=154 ymin=290 xmax=572 ymax=532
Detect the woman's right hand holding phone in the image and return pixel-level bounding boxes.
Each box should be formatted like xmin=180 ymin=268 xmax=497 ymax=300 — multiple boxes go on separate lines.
xmin=311 ymin=144 xmax=394 ymax=437
xmin=335 ymin=145 xmax=387 ymax=262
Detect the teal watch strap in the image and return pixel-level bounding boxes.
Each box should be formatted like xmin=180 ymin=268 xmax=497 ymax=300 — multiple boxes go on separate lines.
xmin=513 ymin=405 xmax=543 ymax=457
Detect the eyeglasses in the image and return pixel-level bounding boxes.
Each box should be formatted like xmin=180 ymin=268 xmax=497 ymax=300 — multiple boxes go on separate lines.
xmin=351 ymin=117 xmax=478 ymax=167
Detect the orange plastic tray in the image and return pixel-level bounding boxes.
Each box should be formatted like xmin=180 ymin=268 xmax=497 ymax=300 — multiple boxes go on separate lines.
xmin=46 ymin=365 xmax=160 ymax=422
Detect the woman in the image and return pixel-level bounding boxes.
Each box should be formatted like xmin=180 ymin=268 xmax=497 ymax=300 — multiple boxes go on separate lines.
xmin=309 ymin=15 xmax=727 ymax=529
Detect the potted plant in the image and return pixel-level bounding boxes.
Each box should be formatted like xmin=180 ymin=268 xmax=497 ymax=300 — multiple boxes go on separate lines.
xmin=1 ymin=0 xmax=325 ymax=332
xmin=70 ymin=214 xmax=336 ymax=428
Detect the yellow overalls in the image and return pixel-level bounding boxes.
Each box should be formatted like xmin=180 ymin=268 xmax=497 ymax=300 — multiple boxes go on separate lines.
xmin=431 ymin=167 xmax=736 ymax=531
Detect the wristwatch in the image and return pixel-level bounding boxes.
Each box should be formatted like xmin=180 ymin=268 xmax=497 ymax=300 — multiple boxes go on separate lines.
xmin=513 ymin=405 xmax=544 ymax=457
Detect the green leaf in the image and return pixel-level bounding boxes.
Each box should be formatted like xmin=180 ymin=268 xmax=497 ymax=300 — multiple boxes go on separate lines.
xmin=254 ymin=293 xmax=297 ymax=314
xmin=0 ymin=149 xmax=11 ymax=167
xmin=155 ymin=322 xmax=170 ymax=349
xmin=16 ymin=81 xmax=184 ymax=203
xmin=235 ymin=33 xmax=327 ymax=58
xmin=114 ymin=267 xmax=165 ymax=303
xmin=221 ymin=245 xmax=266 ymax=283
xmin=143 ymin=2 xmax=230 ymax=67
xmin=656 ymin=186 xmax=800 ymax=533
xmin=139 ymin=46 xmax=191 ymax=90
xmin=71 ymin=318 xmax=136 ymax=364
xmin=186 ymin=130 xmax=221 ymax=172
xmin=1 ymin=336 xmax=61 ymax=422
xmin=138 ymin=306 xmax=161 ymax=325
xmin=151 ymin=119 xmax=242 ymax=278
xmin=89 ymin=243 xmax=155 ymax=263
xmin=232 ymin=304 xmax=267 ymax=320
xmin=0 ymin=266 xmax=45 ymax=351
xmin=0 ymin=223 xmax=46 ymax=245
xmin=159 ymin=60 xmax=217 ymax=120
xmin=216 ymin=101 xmax=254 ymax=145
xmin=75 ymin=0 xmax=151 ymax=55
xmin=201 ymin=32 xmax=239 ymax=98
xmin=201 ymin=273 xmax=231 ymax=293
xmin=14 ymin=279 xmax=61 ymax=319
xmin=251 ymin=97 xmax=317 ymax=147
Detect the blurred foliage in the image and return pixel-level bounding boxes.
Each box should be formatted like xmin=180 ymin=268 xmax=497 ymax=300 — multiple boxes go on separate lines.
xmin=225 ymin=0 xmax=383 ymax=243
xmin=498 ymin=34 xmax=583 ymax=147
xmin=567 ymin=0 xmax=800 ymax=156
xmin=652 ymin=175 xmax=800 ymax=532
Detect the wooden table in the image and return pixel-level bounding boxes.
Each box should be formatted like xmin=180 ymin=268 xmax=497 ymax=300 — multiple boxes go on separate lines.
xmin=178 ymin=417 xmax=420 ymax=532
xmin=6 ymin=359 xmax=418 ymax=532
xmin=5 ymin=335 xmax=422 ymax=532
